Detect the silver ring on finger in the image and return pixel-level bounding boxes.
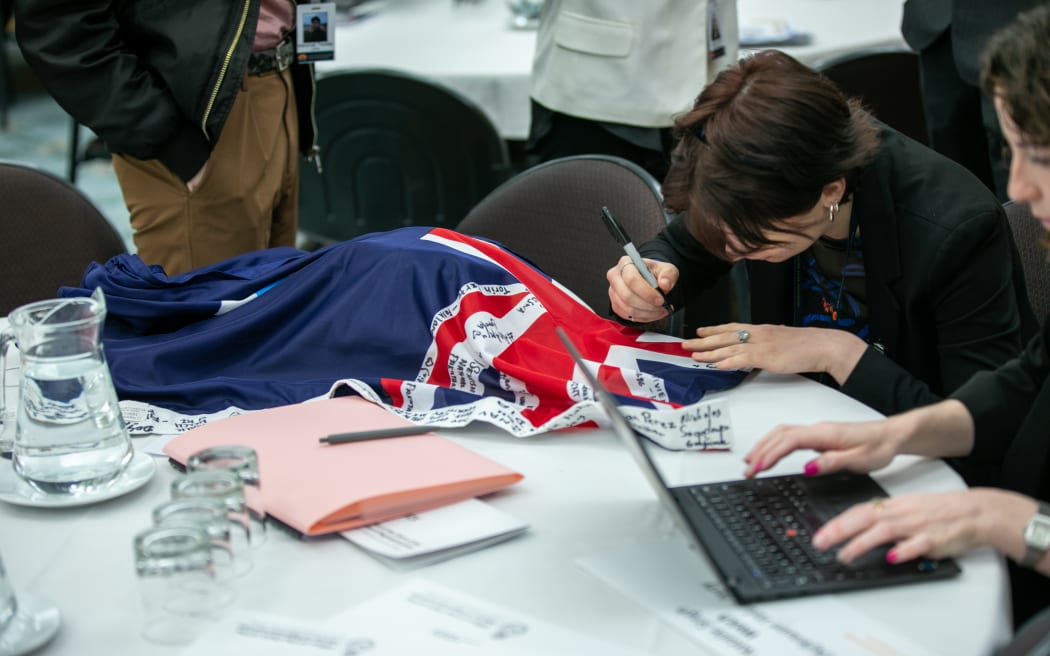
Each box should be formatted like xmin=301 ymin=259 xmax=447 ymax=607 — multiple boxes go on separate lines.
xmin=737 ymin=329 xmax=750 ymax=344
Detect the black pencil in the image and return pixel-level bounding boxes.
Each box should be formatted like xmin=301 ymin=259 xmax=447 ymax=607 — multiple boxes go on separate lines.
xmin=319 ymin=426 xmax=436 ymax=444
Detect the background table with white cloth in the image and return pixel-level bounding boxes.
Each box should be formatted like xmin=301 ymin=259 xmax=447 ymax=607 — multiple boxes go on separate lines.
xmin=318 ymin=0 xmax=908 ymax=141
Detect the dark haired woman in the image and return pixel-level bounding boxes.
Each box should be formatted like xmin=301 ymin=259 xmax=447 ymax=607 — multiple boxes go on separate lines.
xmin=744 ymin=6 xmax=1050 ymax=630
xmin=607 ymin=49 xmax=1036 ymax=425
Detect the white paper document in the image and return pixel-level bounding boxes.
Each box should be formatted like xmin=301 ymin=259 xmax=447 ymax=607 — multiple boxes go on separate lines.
xmin=182 ymin=580 xmax=645 ymax=655
xmin=342 ymin=498 xmax=528 ymax=568
xmin=577 ymin=537 xmax=939 ymax=656
xmin=181 ymin=610 xmax=520 ymax=656
xmin=738 ymin=18 xmax=812 ymax=47
xmin=327 ymin=579 xmax=647 ymax=656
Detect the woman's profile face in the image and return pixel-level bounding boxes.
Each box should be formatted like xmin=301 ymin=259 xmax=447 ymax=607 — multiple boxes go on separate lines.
xmin=721 ymin=206 xmax=829 ymax=263
xmin=996 ymin=96 xmax=1050 ymax=229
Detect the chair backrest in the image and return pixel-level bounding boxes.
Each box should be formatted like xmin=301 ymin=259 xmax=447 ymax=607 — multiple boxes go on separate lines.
xmin=0 ymin=0 xmax=12 ymax=130
xmin=1003 ymin=200 xmax=1050 ymax=322
xmin=996 ymin=603 xmax=1050 ymax=656
xmin=299 ymin=69 xmax=513 ymax=246
xmin=455 ymin=154 xmax=681 ymax=335
xmin=0 ymin=161 xmax=127 ymax=315
xmin=814 ymin=47 xmax=928 ymax=145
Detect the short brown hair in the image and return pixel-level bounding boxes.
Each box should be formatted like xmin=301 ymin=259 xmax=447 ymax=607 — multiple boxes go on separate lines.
xmin=662 ymin=50 xmax=880 ymax=255
xmin=980 ymin=4 xmax=1050 ymax=148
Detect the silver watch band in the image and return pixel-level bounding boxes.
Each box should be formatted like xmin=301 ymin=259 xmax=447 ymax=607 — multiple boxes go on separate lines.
xmin=1022 ymin=502 xmax=1050 ymax=568
xmin=1023 ymin=546 xmax=1043 ymax=569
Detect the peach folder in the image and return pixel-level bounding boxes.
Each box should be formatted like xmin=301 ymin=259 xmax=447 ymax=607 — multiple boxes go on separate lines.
xmin=163 ymin=396 xmax=524 ymax=537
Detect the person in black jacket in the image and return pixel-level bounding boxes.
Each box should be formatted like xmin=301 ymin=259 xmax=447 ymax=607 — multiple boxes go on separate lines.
xmin=607 ymin=49 xmax=1036 ymax=426
xmin=14 ymin=0 xmax=318 ymax=276
xmin=745 ymin=5 xmax=1050 ymax=629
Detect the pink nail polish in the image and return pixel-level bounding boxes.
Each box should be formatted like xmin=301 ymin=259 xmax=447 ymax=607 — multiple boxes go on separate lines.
xmin=886 ymin=551 xmax=898 ymax=564
xmin=803 ymin=461 xmax=819 ymax=476
xmin=754 ymin=460 xmax=764 ymax=473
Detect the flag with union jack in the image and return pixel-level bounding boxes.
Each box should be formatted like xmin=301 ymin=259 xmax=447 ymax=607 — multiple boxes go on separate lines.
xmin=62 ymin=227 xmax=747 ymax=449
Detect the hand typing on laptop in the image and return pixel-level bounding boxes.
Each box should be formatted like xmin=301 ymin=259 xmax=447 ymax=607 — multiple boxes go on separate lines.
xmin=556 ymin=326 xmax=959 ymax=603
xmin=743 ymin=400 xmax=1045 ymax=575
xmin=808 ymin=488 xmax=1032 ymax=565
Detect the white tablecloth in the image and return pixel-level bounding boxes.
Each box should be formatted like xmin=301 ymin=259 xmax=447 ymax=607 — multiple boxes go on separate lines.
xmin=0 ymin=370 xmax=1011 ymax=655
xmin=317 ymin=0 xmax=907 ymax=140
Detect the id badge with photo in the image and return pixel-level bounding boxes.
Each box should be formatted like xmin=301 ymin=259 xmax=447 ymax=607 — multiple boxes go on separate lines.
xmin=296 ymin=2 xmax=336 ymax=62
xmin=707 ymin=0 xmax=726 ymax=60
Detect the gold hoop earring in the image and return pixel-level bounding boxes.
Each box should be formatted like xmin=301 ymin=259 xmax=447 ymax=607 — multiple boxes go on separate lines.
xmin=828 ymin=202 xmax=840 ymax=222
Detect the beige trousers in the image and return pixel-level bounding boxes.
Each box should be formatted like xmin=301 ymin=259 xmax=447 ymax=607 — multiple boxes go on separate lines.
xmin=113 ymin=66 xmax=299 ymax=276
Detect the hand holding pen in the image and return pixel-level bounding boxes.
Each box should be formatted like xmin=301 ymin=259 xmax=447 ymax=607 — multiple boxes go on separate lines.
xmin=600 ymin=206 xmax=675 ymax=318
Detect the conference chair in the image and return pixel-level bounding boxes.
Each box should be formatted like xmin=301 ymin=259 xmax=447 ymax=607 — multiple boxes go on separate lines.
xmin=454 ymin=154 xmax=684 ymax=336
xmin=298 ymin=69 xmax=512 ymax=248
xmin=1004 ymin=200 xmax=1050 ymax=321
xmin=997 ymin=604 xmax=1050 ymax=656
xmin=0 ymin=161 xmax=127 ymax=314
xmin=67 ymin=119 xmax=111 ymax=184
xmin=814 ymin=47 xmax=928 ymax=145
xmin=0 ymin=0 xmax=12 ymax=130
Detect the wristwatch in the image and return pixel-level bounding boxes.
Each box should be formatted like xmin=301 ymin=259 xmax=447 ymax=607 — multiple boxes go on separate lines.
xmin=1022 ymin=501 xmax=1050 ymax=568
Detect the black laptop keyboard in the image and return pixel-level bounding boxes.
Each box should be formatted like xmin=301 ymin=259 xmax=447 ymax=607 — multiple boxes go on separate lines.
xmin=688 ymin=477 xmax=884 ymax=589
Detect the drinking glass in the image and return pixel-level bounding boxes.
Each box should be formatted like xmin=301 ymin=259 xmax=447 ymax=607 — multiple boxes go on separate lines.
xmin=152 ymin=498 xmax=245 ymax=579
xmin=186 ymin=445 xmax=266 ymax=547
xmin=133 ymin=524 xmax=234 ymax=645
xmin=506 ymin=0 xmax=543 ymax=29
xmin=171 ymin=471 xmax=255 ymax=571
xmin=0 ymin=288 xmax=133 ymax=495
xmin=0 ymin=359 xmax=14 ymax=456
xmin=186 ymin=445 xmax=259 ymax=486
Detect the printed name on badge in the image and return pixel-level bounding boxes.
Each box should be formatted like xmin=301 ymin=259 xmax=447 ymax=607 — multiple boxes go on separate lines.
xmin=707 ymin=0 xmax=726 ymax=60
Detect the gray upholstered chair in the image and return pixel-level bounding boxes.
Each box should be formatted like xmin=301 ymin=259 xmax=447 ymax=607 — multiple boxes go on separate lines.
xmin=298 ymin=69 xmax=512 ymax=248
xmin=1004 ymin=200 xmax=1050 ymax=321
xmin=0 ymin=161 xmax=127 ymax=314
xmin=815 ymin=47 xmax=928 ymax=145
xmin=455 ymin=154 xmax=683 ymax=336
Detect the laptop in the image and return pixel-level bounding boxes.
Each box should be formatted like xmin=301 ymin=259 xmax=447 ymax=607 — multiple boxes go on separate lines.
xmin=555 ymin=327 xmax=960 ymax=604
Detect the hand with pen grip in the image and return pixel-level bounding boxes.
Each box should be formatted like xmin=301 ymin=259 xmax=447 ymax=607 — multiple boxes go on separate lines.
xmin=600 ymin=206 xmax=675 ymax=322
xmin=606 ymin=255 xmax=678 ymax=324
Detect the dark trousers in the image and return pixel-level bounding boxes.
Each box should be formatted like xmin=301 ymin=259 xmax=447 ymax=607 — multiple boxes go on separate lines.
xmin=917 ymin=27 xmax=1009 ymax=201
xmin=525 ymin=105 xmax=675 ymax=182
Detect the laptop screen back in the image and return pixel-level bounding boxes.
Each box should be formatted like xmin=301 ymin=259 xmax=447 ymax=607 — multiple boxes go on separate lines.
xmin=554 ymin=327 xmax=708 ymax=542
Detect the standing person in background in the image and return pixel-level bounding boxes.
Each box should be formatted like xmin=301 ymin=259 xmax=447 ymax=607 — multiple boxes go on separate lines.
xmin=527 ymin=0 xmax=738 ymax=182
xmin=15 ymin=0 xmax=318 ymax=277
xmin=529 ymin=0 xmax=741 ymax=330
xmin=745 ymin=4 xmax=1050 ymax=630
xmin=901 ymin=0 xmax=1040 ymax=201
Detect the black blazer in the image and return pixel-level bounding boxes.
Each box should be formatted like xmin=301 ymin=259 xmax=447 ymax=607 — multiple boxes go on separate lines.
xmin=954 ymin=320 xmax=1050 ymax=626
xmin=640 ymin=126 xmax=1037 ymax=416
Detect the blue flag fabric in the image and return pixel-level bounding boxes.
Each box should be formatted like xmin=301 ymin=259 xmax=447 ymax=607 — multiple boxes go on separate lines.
xmin=61 ymin=227 xmax=747 ymax=449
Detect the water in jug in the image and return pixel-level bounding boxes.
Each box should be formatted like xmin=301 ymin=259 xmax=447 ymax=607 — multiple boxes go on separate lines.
xmin=0 ymin=288 xmax=133 ymax=495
